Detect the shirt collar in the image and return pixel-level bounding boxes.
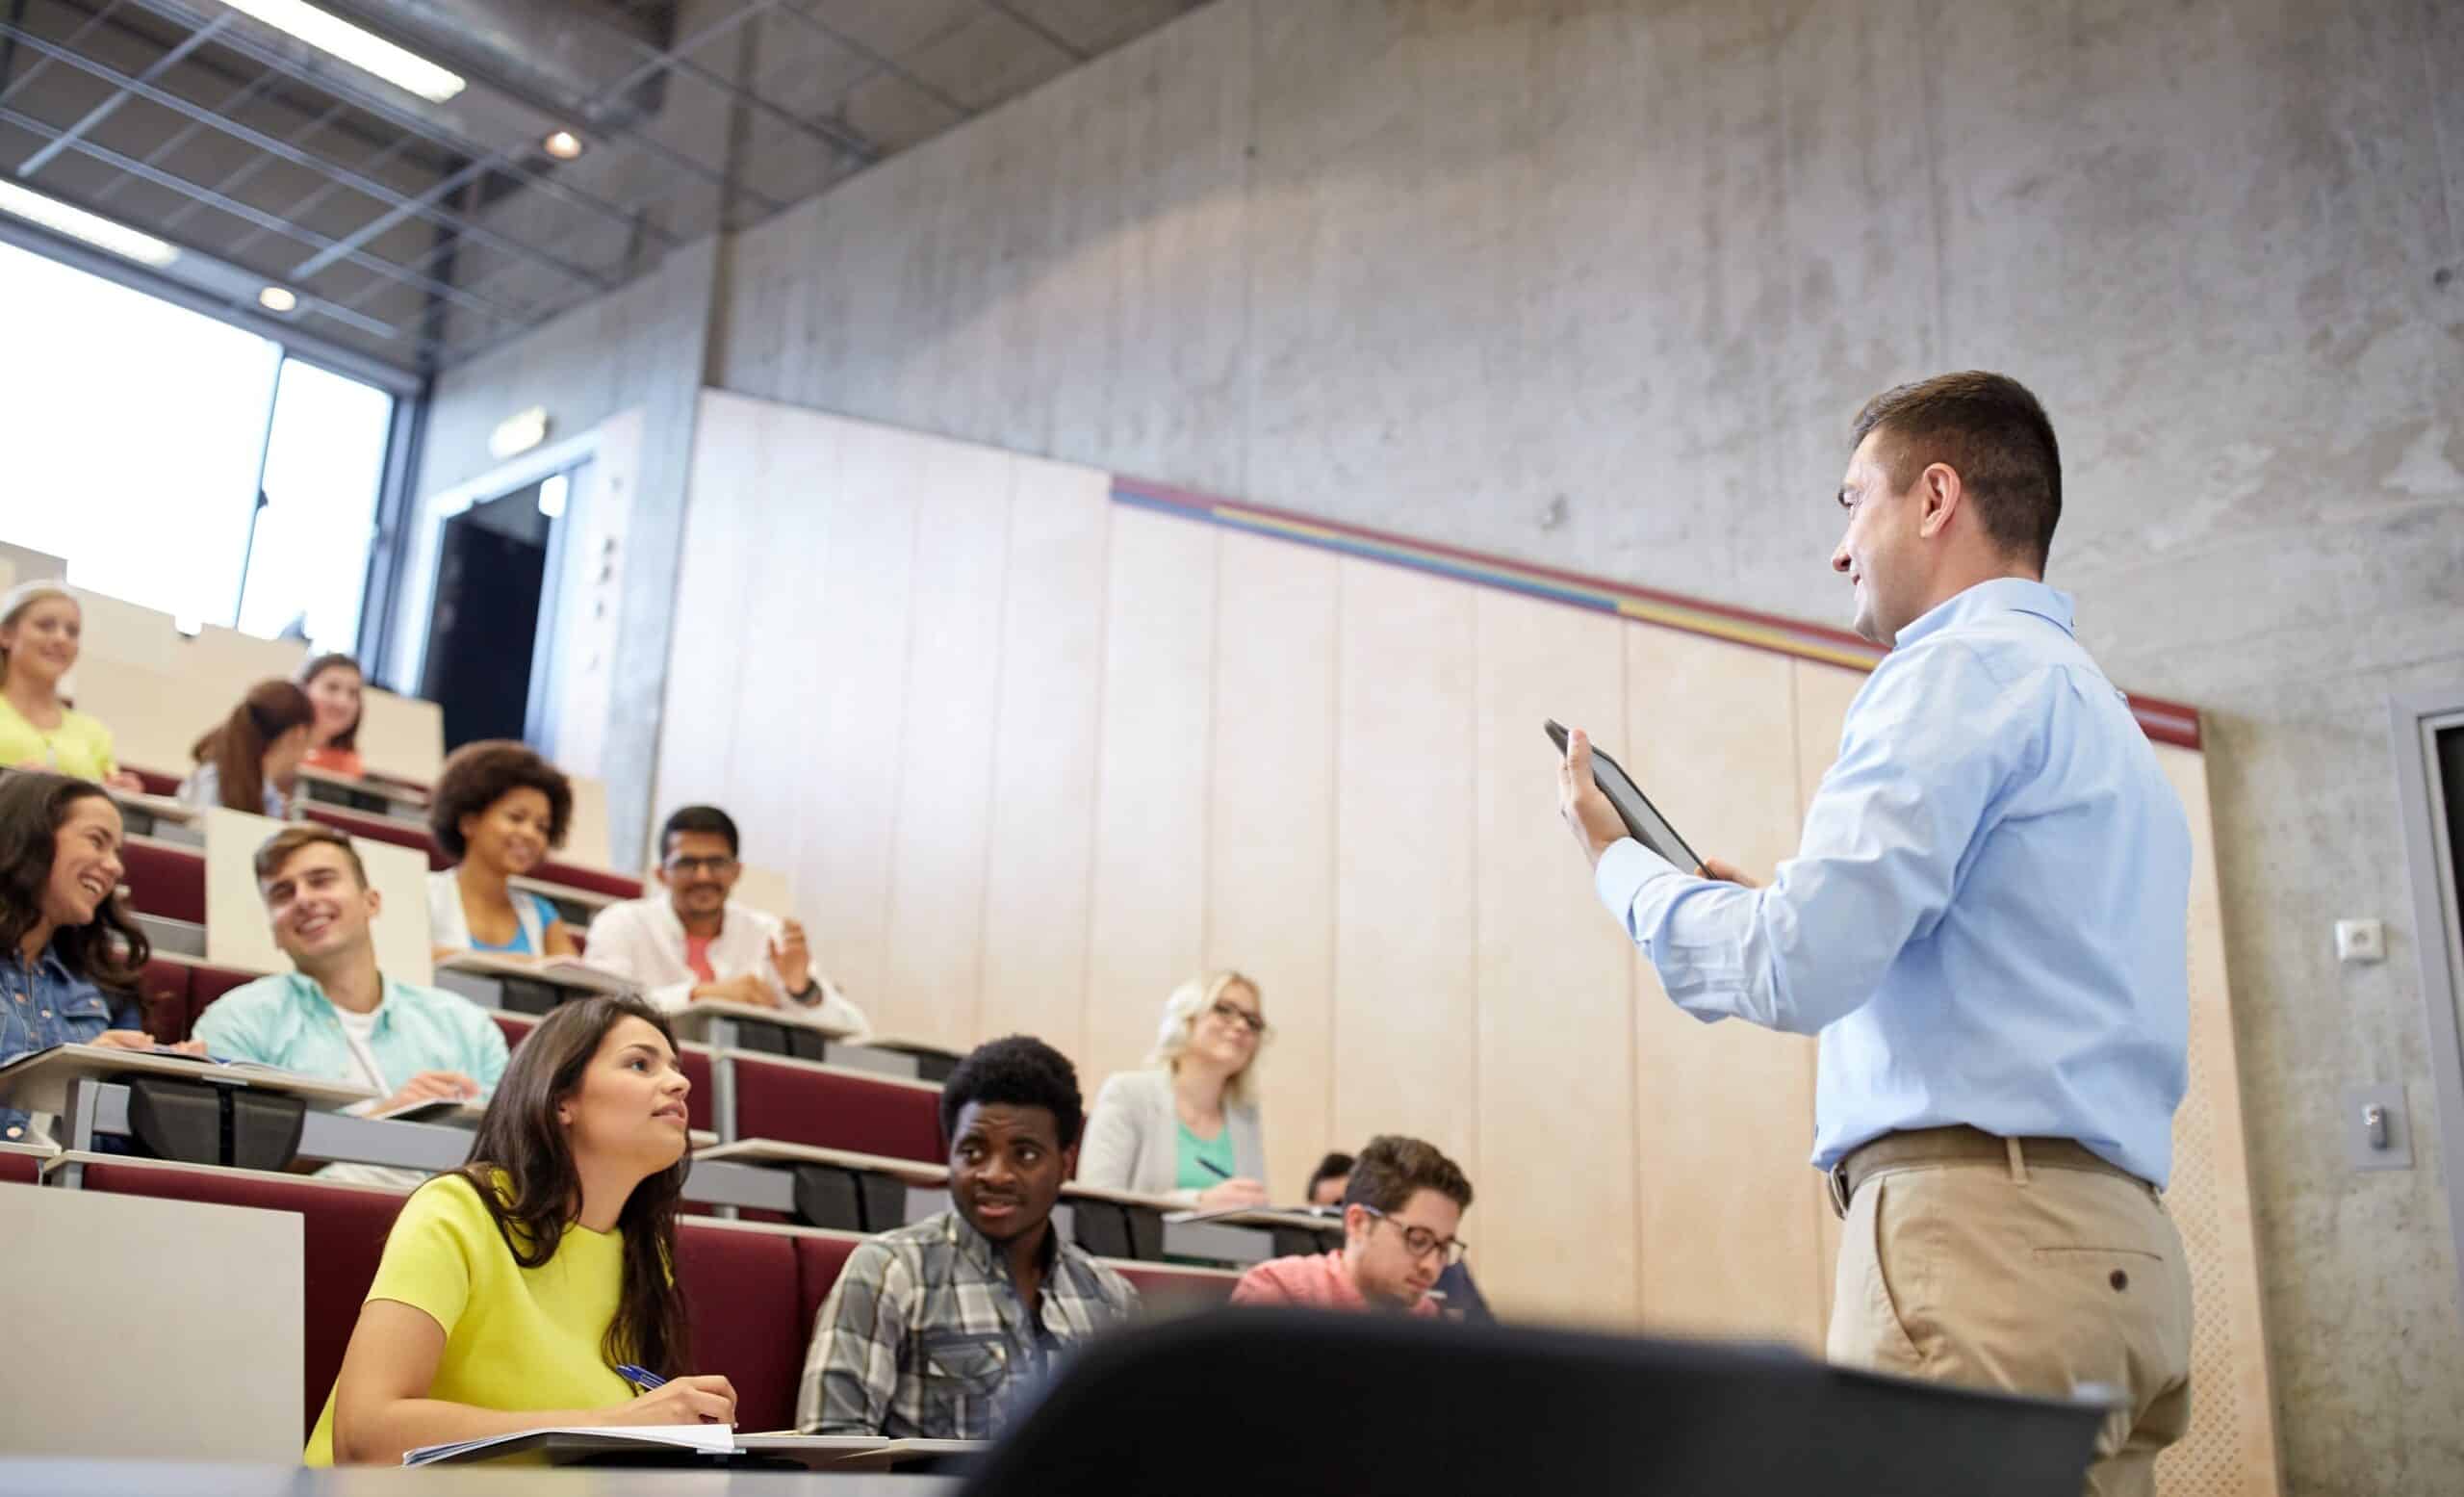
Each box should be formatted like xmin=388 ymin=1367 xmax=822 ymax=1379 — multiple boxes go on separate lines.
xmin=1893 ymin=576 xmax=2075 ymax=650
xmin=298 ymin=969 xmax=394 ymax=1025
xmin=947 ymin=1206 xmax=1061 ymax=1282
xmin=24 ymin=938 xmax=75 ymax=985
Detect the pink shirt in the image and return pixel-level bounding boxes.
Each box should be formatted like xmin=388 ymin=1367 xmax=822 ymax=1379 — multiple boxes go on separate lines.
xmin=684 ymin=934 xmax=717 ymax=986
xmin=1228 ymin=1250 xmax=1438 ymax=1317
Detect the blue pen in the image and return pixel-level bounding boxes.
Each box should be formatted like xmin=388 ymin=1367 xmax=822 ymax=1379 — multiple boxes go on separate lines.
xmin=1194 ymin=1155 xmax=1233 ymax=1181
xmin=616 ymin=1364 xmax=667 ymax=1392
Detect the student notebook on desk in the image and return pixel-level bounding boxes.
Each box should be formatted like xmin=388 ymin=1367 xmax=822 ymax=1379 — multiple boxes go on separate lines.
xmin=1543 ymin=718 xmax=1702 ymax=871
xmin=403 ymin=1427 xmax=983 ymax=1470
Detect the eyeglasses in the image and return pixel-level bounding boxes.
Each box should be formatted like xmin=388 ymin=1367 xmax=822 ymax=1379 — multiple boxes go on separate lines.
xmin=663 ymin=855 xmax=737 ymax=877
xmin=1208 ymin=998 xmax=1270 ymax=1038
xmin=1358 ymin=1204 xmax=1468 ymax=1265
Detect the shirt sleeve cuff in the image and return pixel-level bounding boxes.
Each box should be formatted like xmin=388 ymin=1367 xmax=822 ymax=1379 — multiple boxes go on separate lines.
xmin=1594 ymin=837 xmax=1681 ymax=930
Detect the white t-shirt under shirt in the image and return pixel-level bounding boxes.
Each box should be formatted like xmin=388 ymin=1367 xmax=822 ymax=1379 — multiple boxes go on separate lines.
xmin=333 ymin=1005 xmax=388 ymax=1094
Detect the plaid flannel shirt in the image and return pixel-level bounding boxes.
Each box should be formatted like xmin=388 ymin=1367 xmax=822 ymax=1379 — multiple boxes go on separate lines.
xmin=795 ymin=1210 xmax=1140 ymax=1439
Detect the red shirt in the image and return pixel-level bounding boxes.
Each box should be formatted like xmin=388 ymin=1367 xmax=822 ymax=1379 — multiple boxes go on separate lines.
xmin=1228 ymin=1250 xmax=1437 ymax=1317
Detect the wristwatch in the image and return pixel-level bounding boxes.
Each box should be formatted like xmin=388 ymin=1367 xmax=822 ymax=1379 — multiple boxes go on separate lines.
xmin=787 ymin=979 xmax=819 ymax=1004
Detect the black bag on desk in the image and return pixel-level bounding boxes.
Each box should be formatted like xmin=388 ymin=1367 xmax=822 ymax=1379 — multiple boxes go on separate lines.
xmin=120 ymin=1074 xmax=305 ymax=1171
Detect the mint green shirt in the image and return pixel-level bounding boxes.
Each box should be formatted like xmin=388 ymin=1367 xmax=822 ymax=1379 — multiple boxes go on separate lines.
xmin=1175 ymin=1120 xmax=1237 ymax=1194
xmin=192 ymin=970 xmax=509 ymax=1097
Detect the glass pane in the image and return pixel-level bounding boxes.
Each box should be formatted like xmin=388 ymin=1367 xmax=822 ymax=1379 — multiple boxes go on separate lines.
xmin=0 ymin=242 xmax=280 ymax=623
xmin=237 ymin=357 xmax=394 ymax=653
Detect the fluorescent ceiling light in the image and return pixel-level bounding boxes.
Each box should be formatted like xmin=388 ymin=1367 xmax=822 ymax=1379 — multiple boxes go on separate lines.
xmin=220 ymin=0 xmax=465 ymax=103
xmin=0 ymin=180 xmax=179 ymax=268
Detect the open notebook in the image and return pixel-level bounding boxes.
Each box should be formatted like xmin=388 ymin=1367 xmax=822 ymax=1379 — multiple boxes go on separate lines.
xmin=405 ymin=1424 xmax=734 ymax=1465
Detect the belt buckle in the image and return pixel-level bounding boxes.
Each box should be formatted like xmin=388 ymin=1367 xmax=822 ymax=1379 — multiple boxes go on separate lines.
xmin=1826 ymin=1161 xmax=1852 ymax=1219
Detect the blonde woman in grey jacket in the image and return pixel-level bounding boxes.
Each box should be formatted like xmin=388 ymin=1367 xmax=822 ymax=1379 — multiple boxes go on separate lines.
xmin=1079 ymin=971 xmax=1271 ymax=1208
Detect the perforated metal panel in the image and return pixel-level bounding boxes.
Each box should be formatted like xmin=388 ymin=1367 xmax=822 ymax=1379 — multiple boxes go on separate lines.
xmin=2155 ymin=745 xmax=2282 ymax=1497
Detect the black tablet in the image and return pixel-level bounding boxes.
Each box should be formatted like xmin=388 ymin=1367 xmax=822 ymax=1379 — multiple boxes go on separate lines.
xmin=1545 ymin=718 xmax=1701 ymax=871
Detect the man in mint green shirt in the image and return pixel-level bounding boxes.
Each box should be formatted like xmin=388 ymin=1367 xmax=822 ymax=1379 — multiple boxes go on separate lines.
xmin=195 ymin=825 xmax=507 ymax=1123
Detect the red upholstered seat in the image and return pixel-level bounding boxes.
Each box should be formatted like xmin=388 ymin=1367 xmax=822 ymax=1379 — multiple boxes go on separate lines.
xmin=187 ymin=964 xmax=268 ymax=1034
xmin=75 ymin=1157 xmax=408 ymax=1438
xmin=791 ymin=1232 xmax=862 ymax=1337
xmin=301 ymin=804 xmax=445 ymax=870
xmin=533 ymin=861 xmax=641 ymax=901
xmin=492 ymin=1012 xmax=537 ymax=1052
xmin=0 ymin=1150 xmax=40 ymax=1185
xmin=733 ymin=1057 xmax=943 ymax=1164
xmin=119 ymin=840 xmax=205 ymax=923
xmin=674 ymin=1221 xmax=804 ymax=1433
xmin=128 ymin=766 xmax=181 ymax=797
xmin=132 ymin=959 xmax=192 ymax=1043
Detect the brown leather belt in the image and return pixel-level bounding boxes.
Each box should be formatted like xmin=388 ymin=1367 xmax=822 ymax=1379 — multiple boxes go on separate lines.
xmin=1826 ymin=1125 xmax=2149 ymax=1218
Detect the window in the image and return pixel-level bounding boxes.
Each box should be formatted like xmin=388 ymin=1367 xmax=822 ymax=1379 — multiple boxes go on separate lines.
xmin=0 ymin=242 xmax=393 ymax=654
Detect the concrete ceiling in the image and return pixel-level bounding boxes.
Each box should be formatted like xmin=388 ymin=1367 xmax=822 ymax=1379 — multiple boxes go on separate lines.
xmin=0 ymin=0 xmax=1210 ymax=374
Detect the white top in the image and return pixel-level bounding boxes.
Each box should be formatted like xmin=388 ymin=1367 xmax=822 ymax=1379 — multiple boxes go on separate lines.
xmin=425 ymin=869 xmax=551 ymax=953
xmin=1078 ymin=1069 xmax=1268 ymax=1206
xmin=331 ymin=1005 xmax=388 ymax=1094
xmin=582 ymin=895 xmax=868 ymax=1038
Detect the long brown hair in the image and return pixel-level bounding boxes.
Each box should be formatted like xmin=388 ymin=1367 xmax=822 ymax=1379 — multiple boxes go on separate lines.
xmin=189 ymin=679 xmax=314 ymax=814
xmin=453 ymin=994 xmax=691 ymax=1376
xmin=0 ymin=772 xmax=149 ymax=985
xmin=295 ymin=653 xmax=363 ymax=751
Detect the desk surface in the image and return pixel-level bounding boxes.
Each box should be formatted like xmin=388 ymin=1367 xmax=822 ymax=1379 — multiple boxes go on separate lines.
xmin=696 ymin=1139 xmax=950 ymax=1183
xmin=432 ymin=952 xmax=634 ymax=995
xmin=0 ymin=1045 xmax=376 ymax=1116
xmin=665 ymin=1000 xmax=860 ymax=1042
xmin=0 ymin=1460 xmax=957 ymax=1495
xmin=297 ymin=765 xmax=428 ymax=807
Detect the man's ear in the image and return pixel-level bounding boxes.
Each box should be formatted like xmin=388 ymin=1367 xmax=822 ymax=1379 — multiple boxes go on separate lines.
xmin=1062 ymin=1142 xmax=1081 ymax=1179
xmin=363 ymin=886 xmax=383 ymax=920
xmin=1917 ymin=460 xmax=1965 ymax=540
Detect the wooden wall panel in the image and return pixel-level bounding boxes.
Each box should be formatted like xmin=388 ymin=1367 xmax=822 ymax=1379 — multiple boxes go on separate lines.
xmin=1623 ymin=629 xmax=1824 ymax=1346
xmin=879 ymin=438 xmax=1015 ymax=1046
xmin=977 ymin=456 xmax=1112 ymax=1071
xmin=1790 ymin=658 xmax=1866 ymax=1338
xmin=2152 ymin=745 xmax=2282 ymax=1497
xmin=1331 ymin=558 xmax=1478 ymax=1166
xmin=1473 ymin=589 xmax=1636 ymax=1323
xmin=1081 ymin=507 xmax=1219 ymax=1090
xmin=797 ymin=417 xmax=923 ymax=1029
xmin=1205 ymin=531 xmax=1340 ymax=1200
xmin=656 ymin=394 xmax=774 ymax=854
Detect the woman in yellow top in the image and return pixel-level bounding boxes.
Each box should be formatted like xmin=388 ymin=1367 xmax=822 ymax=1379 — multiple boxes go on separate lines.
xmin=0 ymin=582 xmax=142 ymax=791
xmin=312 ymin=994 xmax=737 ymax=1465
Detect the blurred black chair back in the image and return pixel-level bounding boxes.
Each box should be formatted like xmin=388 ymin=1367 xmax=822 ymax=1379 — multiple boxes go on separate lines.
xmin=960 ymin=1308 xmax=2102 ymax=1497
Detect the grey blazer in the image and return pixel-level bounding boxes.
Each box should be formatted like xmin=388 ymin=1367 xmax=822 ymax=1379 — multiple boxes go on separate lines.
xmin=1078 ymin=1069 xmax=1267 ymax=1204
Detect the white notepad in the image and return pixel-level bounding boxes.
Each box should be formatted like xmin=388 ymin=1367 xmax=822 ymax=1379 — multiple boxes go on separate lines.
xmin=402 ymin=1424 xmax=736 ymax=1465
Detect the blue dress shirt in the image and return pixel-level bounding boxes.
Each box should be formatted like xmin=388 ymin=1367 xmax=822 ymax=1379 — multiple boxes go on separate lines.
xmin=1594 ymin=578 xmax=2192 ymax=1187
xmin=192 ymin=971 xmax=508 ymax=1097
xmin=0 ymin=941 xmax=141 ymax=1144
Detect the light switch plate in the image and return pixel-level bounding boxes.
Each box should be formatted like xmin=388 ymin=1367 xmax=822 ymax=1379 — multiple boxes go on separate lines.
xmin=2343 ymin=1083 xmax=2412 ymax=1171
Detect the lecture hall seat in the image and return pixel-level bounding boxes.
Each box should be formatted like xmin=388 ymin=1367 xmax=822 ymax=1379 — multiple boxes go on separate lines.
xmin=791 ymin=1231 xmax=863 ymax=1341
xmin=132 ymin=959 xmax=192 ymax=1043
xmin=0 ymin=1150 xmax=41 ymax=1186
xmin=672 ymin=1219 xmax=807 ymax=1433
xmin=186 ymin=964 xmax=265 ymax=1034
xmin=117 ymin=839 xmax=205 ymax=924
xmin=732 ymin=1055 xmax=944 ymax=1165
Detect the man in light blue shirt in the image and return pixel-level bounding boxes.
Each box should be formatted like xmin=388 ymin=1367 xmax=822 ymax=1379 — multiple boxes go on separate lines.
xmin=1560 ymin=373 xmax=2193 ymax=1497
xmin=195 ymin=825 xmax=506 ymax=1183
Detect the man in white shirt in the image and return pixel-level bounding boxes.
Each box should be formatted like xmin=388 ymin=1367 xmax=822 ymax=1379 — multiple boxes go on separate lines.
xmin=585 ymin=805 xmax=868 ymax=1034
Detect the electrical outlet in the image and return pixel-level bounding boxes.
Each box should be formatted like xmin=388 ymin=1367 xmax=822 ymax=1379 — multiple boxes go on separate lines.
xmin=2343 ymin=1083 xmax=2411 ymax=1172
xmin=2334 ymin=919 xmax=2385 ymax=964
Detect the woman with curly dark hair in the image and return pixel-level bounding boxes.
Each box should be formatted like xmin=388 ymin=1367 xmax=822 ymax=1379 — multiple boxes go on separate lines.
xmin=0 ymin=772 xmax=201 ymax=1144
xmin=423 ymin=739 xmax=578 ymax=960
xmin=310 ymin=994 xmax=734 ymax=1464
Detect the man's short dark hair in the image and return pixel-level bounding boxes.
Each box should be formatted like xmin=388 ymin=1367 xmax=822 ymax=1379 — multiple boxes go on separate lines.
xmin=253 ymin=823 xmax=368 ymax=891
xmin=427 ymin=740 xmax=572 ymax=861
xmin=1308 ymin=1151 xmax=1355 ymax=1195
xmin=1850 ymin=371 xmax=2062 ymax=571
xmin=1343 ymin=1135 xmax=1473 ymax=1214
xmin=940 ymin=1035 xmax=1085 ymax=1149
xmin=660 ymin=805 xmax=740 ymax=861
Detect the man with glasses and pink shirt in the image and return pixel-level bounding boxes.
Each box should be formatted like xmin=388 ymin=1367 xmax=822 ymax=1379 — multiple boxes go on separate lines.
xmin=582 ymin=806 xmax=867 ymax=1036
xmin=1229 ymin=1134 xmax=1473 ymax=1315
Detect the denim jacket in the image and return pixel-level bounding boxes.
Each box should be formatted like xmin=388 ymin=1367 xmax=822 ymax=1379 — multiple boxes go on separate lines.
xmin=0 ymin=942 xmax=139 ymax=1144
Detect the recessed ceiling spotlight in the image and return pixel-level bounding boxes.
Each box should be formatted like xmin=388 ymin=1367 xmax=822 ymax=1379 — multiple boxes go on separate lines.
xmin=544 ymin=130 xmax=585 ymax=160
xmin=258 ymin=285 xmax=299 ymax=313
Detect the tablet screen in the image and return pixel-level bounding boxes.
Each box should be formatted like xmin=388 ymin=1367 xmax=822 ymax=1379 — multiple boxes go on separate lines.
xmin=1544 ymin=719 xmax=1701 ymax=871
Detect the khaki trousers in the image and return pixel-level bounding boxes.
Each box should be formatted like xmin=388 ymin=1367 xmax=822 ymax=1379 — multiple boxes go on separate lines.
xmin=1827 ymin=1146 xmax=2194 ymax=1497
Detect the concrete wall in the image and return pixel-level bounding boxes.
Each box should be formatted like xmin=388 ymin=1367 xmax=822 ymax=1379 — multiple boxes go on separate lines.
xmin=412 ymin=234 xmax=719 ymax=866
xmin=415 ymin=1 xmax=2464 ymax=1488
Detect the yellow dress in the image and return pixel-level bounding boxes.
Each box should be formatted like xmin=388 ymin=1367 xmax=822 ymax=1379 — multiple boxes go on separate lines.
xmin=0 ymin=698 xmax=118 ymax=781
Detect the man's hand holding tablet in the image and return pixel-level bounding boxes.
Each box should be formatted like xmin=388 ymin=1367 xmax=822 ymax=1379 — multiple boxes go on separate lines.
xmin=1550 ymin=719 xmax=1757 ymax=887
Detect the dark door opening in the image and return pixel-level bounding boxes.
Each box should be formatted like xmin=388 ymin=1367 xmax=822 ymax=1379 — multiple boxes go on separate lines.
xmin=419 ymin=484 xmax=551 ymax=749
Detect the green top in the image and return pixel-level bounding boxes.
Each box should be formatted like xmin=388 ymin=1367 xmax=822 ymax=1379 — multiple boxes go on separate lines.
xmin=1175 ymin=1119 xmax=1237 ymax=1193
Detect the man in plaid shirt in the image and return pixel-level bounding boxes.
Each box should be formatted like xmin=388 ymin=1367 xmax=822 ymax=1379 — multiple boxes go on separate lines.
xmin=796 ymin=1035 xmax=1141 ymax=1438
